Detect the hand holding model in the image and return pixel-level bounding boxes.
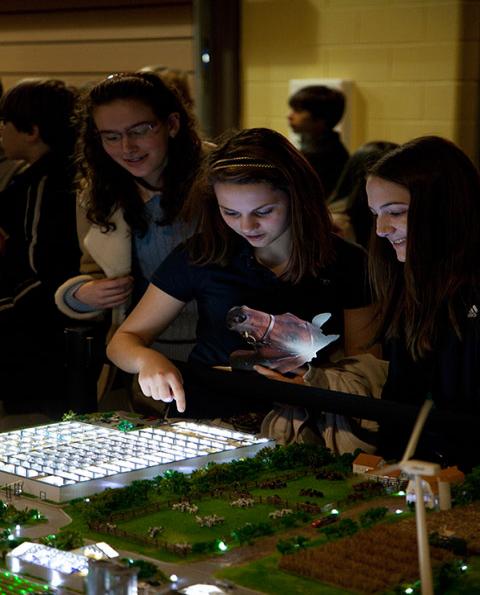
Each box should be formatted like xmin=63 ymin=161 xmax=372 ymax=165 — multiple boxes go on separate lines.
xmin=227 ymin=305 xmax=339 ymax=373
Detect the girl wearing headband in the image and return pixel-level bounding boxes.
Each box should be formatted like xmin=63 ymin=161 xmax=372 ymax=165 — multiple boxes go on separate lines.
xmin=107 ymin=127 xmax=377 ymax=415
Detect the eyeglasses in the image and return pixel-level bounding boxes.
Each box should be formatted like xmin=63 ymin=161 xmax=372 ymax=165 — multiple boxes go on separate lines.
xmin=98 ymin=121 xmax=160 ymax=146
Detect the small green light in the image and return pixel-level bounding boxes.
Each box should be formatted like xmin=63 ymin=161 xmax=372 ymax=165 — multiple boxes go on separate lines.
xmin=118 ymin=420 xmax=135 ymax=432
xmin=217 ymin=540 xmax=228 ymax=552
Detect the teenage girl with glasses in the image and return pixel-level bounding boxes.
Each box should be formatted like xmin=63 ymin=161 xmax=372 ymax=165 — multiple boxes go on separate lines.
xmin=55 ymin=72 xmax=206 ymax=405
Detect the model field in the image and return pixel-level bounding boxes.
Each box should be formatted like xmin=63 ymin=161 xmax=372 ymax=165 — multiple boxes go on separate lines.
xmin=0 ymin=415 xmax=479 ymax=594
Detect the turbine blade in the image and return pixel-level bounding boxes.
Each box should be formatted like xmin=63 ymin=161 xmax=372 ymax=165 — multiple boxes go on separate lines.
xmin=377 ymin=462 xmax=401 ymax=476
xmin=401 ymin=400 xmax=434 ymax=463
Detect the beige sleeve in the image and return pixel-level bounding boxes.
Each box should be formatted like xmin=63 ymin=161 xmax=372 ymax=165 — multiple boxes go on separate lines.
xmin=54 ymin=190 xmax=106 ymax=319
xmin=76 ymin=190 xmax=105 ymax=277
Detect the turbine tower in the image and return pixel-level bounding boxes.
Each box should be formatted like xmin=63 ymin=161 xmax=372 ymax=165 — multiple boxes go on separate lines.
xmin=380 ymin=399 xmax=438 ymax=595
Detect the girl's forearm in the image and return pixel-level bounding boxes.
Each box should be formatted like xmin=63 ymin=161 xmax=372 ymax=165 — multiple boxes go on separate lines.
xmin=107 ymin=331 xmax=155 ymax=373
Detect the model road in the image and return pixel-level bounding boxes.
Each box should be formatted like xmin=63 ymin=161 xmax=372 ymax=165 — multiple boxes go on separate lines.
xmin=3 ymin=495 xmax=264 ymax=594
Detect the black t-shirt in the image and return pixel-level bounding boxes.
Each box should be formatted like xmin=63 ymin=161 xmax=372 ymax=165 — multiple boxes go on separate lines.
xmin=379 ymin=308 xmax=480 ymax=469
xmin=151 ymin=234 xmax=371 ymax=367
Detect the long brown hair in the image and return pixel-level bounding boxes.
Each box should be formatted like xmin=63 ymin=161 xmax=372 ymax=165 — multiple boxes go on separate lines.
xmin=368 ymin=136 xmax=480 ymax=359
xmin=182 ymin=127 xmax=334 ymax=283
xmin=76 ymin=71 xmax=202 ymax=235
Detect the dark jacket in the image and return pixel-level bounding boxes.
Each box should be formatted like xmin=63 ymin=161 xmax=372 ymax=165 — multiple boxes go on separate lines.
xmin=300 ymin=130 xmax=349 ymax=197
xmin=0 ymin=151 xmax=80 ymax=325
xmin=379 ymin=305 xmax=480 ymax=471
xmin=0 ymin=151 xmax=80 ymax=414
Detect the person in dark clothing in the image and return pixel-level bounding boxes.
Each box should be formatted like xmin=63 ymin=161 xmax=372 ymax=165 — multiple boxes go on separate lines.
xmin=147 ymin=233 xmax=370 ymax=371
xmin=107 ymin=127 xmax=377 ymax=416
xmin=0 ymin=78 xmax=81 ymax=417
xmin=0 ymin=77 xmax=26 ymax=193
xmin=366 ymin=136 xmax=480 ymax=471
xmin=287 ymin=85 xmax=349 ymax=197
xmin=327 ymin=140 xmax=398 ymax=248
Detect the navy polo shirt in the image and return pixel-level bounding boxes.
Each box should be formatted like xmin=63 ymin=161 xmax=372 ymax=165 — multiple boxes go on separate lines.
xmin=151 ymin=234 xmax=371 ymax=366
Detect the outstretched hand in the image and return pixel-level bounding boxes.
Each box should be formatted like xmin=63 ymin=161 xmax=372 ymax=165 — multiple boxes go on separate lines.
xmin=137 ymin=353 xmax=186 ymax=413
xmin=253 ymin=364 xmax=306 ymax=384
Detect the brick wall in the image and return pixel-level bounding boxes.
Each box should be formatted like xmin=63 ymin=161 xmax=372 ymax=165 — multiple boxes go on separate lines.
xmin=241 ymin=0 xmax=479 ymax=163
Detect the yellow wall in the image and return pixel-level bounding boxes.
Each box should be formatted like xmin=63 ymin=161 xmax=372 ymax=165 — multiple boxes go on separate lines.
xmin=241 ymin=0 xmax=480 ymax=163
xmin=0 ymin=4 xmax=193 ymax=92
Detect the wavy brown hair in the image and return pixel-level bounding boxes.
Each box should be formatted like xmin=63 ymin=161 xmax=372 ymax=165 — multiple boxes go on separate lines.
xmin=76 ymin=71 xmax=202 ymax=234
xmin=182 ymin=127 xmax=334 ymax=283
xmin=368 ymin=136 xmax=480 ymax=359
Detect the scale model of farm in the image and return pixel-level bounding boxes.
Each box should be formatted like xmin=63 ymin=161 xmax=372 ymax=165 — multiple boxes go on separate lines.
xmin=0 ymin=421 xmax=271 ymax=502
xmin=1 ymin=413 xmax=480 ymax=594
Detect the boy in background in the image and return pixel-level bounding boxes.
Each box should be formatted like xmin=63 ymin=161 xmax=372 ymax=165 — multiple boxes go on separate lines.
xmin=0 ymin=78 xmax=80 ymax=418
xmin=288 ymin=84 xmax=349 ymax=197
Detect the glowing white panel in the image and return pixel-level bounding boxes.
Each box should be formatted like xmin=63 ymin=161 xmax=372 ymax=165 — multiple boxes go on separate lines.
xmin=8 ymin=542 xmax=89 ymax=574
xmin=7 ymin=542 xmax=87 ymax=591
xmin=0 ymin=420 xmax=271 ymax=502
xmin=72 ymin=542 xmax=119 ymax=560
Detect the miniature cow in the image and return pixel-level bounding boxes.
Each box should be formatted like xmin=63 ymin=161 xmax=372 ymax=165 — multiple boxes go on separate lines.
xmin=148 ymin=526 xmax=163 ymax=538
xmin=269 ymin=508 xmax=293 ymax=519
xmin=196 ymin=514 xmax=225 ymax=527
xmin=172 ymin=501 xmax=198 ymax=514
xmin=231 ymin=497 xmax=255 ymax=508
xmin=226 ymin=306 xmax=339 ymax=373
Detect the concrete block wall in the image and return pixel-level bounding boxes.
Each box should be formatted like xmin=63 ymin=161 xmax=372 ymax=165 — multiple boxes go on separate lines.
xmin=241 ymin=0 xmax=479 ymax=163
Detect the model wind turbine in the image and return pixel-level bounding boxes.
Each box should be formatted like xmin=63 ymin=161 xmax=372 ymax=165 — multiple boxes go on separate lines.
xmin=380 ymin=399 xmax=438 ymax=595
